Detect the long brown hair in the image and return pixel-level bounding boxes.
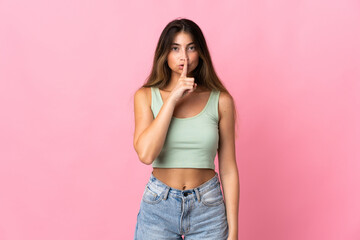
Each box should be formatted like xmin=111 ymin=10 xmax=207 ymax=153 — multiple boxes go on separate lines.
xmin=138 ymin=18 xmax=239 ymax=138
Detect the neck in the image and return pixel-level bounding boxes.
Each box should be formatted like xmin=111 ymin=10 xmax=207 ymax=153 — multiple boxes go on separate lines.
xmin=165 ymin=71 xmax=181 ymax=90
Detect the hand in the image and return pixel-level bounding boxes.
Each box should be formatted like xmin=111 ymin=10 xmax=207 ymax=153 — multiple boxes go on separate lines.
xmin=168 ymin=57 xmax=197 ymax=103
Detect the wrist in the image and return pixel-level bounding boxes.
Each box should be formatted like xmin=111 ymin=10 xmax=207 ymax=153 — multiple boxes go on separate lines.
xmin=228 ymin=230 xmax=238 ymax=238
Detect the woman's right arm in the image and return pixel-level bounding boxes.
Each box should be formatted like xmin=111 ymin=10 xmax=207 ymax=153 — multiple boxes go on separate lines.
xmin=133 ymin=58 xmax=195 ymax=165
xmin=133 ymin=88 xmax=177 ymax=165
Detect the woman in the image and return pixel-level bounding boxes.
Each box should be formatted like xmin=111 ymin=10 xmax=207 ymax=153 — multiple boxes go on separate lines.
xmin=133 ymin=18 xmax=239 ymax=240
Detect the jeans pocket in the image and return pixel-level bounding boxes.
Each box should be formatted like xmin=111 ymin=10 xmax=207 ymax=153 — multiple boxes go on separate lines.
xmin=201 ymin=183 xmax=224 ymax=207
xmin=142 ymin=184 xmax=163 ymax=205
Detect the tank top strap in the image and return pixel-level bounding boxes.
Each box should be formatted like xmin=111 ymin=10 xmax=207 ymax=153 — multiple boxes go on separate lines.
xmin=204 ymin=90 xmax=220 ymax=121
xmin=150 ymin=87 xmax=162 ymax=118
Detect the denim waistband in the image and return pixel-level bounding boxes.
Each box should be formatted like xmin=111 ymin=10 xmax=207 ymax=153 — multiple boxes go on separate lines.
xmin=147 ymin=171 xmax=220 ymax=202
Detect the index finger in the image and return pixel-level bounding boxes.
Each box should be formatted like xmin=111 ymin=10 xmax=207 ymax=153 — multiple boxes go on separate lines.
xmin=180 ymin=58 xmax=188 ymax=78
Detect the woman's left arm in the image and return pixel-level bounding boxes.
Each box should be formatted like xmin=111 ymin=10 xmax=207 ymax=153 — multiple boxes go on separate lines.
xmin=218 ymin=92 xmax=239 ymax=240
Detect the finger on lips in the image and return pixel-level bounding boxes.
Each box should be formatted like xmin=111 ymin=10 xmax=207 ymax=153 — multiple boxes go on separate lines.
xmin=180 ymin=58 xmax=188 ymax=78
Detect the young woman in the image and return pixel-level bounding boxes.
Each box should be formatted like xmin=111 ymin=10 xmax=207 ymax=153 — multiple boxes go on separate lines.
xmin=133 ymin=18 xmax=239 ymax=240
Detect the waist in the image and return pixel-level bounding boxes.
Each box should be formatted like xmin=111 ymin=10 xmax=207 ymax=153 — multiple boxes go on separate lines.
xmin=152 ymin=168 xmax=216 ymax=190
xmin=152 ymin=150 xmax=217 ymax=169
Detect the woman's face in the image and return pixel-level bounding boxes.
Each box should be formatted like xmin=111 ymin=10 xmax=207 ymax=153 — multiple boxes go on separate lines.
xmin=167 ymin=31 xmax=199 ymax=76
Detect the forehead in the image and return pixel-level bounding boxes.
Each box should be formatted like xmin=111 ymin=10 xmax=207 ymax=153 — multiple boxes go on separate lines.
xmin=171 ymin=32 xmax=194 ymax=45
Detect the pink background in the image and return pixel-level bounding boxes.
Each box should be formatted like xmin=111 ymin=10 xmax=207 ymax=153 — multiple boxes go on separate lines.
xmin=1 ymin=0 xmax=359 ymax=239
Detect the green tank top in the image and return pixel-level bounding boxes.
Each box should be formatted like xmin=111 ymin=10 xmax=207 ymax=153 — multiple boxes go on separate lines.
xmin=150 ymin=87 xmax=220 ymax=169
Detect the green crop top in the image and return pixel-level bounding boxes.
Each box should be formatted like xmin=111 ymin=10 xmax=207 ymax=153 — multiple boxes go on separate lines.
xmin=150 ymin=87 xmax=220 ymax=169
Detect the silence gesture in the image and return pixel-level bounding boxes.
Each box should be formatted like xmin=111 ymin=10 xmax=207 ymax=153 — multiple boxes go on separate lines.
xmin=169 ymin=57 xmax=197 ymax=102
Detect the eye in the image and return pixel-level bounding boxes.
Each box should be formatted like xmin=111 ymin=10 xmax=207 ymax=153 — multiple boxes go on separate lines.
xmin=171 ymin=47 xmax=178 ymax=51
xmin=188 ymin=46 xmax=196 ymax=51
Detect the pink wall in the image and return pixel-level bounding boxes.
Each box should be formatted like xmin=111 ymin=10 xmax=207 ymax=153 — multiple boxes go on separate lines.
xmin=1 ymin=0 xmax=359 ymax=239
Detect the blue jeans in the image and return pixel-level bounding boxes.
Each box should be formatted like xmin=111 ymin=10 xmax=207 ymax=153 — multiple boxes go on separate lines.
xmin=134 ymin=171 xmax=229 ymax=239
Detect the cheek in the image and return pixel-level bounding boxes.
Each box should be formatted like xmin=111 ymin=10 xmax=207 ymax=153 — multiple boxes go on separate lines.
xmin=190 ymin=53 xmax=199 ymax=61
xmin=191 ymin=56 xmax=199 ymax=66
xmin=167 ymin=55 xmax=176 ymax=66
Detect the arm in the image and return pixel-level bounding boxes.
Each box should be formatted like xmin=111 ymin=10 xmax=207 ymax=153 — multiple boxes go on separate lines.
xmin=134 ymin=58 xmax=196 ymax=164
xmin=133 ymin=87 xmax=176 ymax=165
xmin=217 ymin=92 xmax=239 ymax=239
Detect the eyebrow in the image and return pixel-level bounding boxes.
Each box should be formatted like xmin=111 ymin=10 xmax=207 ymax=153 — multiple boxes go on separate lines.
xmin=171 ymin=42 xmax=195 ymax=46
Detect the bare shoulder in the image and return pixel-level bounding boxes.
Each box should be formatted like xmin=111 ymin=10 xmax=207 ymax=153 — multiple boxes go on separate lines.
xmin=134 ymin=87 xmax=151 ymax=108
xmin=218 ymin=91 xmax=235 ymax=121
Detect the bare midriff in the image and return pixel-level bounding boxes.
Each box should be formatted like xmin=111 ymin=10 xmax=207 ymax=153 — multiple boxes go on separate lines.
xmin=152 ymin=168 xmax=216 ymax=190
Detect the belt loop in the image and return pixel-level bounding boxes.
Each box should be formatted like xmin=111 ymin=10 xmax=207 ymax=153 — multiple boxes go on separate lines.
xmin=163 ymin=187 xmax=170 ymax=200
xmin=194 ymin=188 xmax=201 ymax=202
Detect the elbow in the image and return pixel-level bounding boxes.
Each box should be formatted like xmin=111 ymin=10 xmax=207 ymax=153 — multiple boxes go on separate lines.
xmin=137 ymin=148 xmax=154 ymax=165
xmin=134 ymin=144 xmax=154 ymax=165
xmin=142 ymin=157 xmax=153 ymax=165
xmin=138 ymin=153 xmax=154 ymax=165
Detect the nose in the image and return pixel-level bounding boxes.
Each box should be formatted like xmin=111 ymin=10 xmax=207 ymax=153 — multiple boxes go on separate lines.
xmin=180 ymin=48 xmax=189 ymax=61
